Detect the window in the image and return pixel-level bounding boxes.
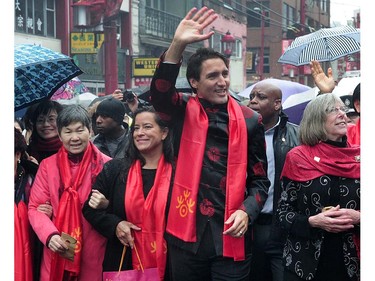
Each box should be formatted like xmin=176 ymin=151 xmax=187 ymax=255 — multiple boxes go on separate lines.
xmin=232 ymin=39 xmax=242 ymax=59
xmin=246 ymin=1 xmax=270 ymax=28
xmin=209 ymin=32 xmax=223 ymax=53
xmin=15 ymin=0 xmax=56 ymax=37
xmin=247 ymin=47 xmax=269 ymax=74
xmin=146 ymin=0 xmax=166 ymax=10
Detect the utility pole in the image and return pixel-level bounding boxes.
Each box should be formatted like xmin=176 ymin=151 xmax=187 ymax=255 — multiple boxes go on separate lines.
xmin=254 ymin=7 xmax=265 ymax=81
xmin=299 ymin=0 xmax=306 ymax=84
xmin=104 ymin=19 xmax=118 ymax=95
xmin=259 ymin=10 xmax=265 ymax=81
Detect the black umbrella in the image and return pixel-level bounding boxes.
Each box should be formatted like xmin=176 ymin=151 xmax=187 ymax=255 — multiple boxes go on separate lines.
xmin=14 ymin=44 xmax=83 ymax=111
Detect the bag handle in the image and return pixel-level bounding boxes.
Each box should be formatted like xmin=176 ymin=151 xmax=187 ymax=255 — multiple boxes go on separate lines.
xmin=118 ymin=244 xmax=144 ymax=273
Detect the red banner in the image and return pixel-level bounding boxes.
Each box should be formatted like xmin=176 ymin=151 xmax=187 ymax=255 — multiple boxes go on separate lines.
xmin=72 ymin=0 xmax=122 ymax=27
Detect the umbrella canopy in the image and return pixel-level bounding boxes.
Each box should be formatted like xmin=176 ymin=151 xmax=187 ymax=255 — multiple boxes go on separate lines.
xmin=282 ymin=87 xmax=319 ymax=124
xmin=55 ymin=92 xmax=98 ymax=108
xmin=278 ymin=26 xmax=360 ymax=66
xmin=14 ymin=44 xmax=83 ymax=111
xmin=238 ymin=78 xmax=311 ymax=103
xmin=282 ymin=83 xmax=359 ymax=125
xmin=50 ymin=77 xmax=89 ymax=101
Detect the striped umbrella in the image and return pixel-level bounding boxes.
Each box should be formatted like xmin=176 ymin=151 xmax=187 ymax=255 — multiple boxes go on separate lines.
xmin=278 ymin=26 xmax=360 ymax=66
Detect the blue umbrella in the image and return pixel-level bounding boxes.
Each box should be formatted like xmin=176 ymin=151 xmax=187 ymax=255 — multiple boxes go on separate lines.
xmin=14 ymin=44 xmax=83 ymax=111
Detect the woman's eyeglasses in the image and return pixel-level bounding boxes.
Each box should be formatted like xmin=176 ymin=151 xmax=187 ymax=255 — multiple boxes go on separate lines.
xmin=326 ymin=106 xmax=350 ymax=115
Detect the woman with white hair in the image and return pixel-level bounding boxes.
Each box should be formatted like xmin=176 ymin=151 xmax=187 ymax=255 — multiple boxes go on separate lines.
xmin=277 ymin=94 xmax=360 ymax=281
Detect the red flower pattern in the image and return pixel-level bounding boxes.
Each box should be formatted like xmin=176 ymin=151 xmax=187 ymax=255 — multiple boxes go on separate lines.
xmin=200 ymin=199 xmax=215 ymax=217
xmin=155 ymin=79 xmax=171 ymax=93
xmin=208 ymin=146 xmax=221 ymax=162
xmin=253 ymin=162 xmax=266 ymax=176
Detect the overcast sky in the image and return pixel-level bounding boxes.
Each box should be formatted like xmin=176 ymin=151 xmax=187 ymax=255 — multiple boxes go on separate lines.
xmin=330 ymin=0 xmax=360 ymax=26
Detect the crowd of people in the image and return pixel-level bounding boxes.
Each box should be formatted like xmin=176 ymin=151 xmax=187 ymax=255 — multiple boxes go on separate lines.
xmin=13 ymin=6 xmax=360 ymax=281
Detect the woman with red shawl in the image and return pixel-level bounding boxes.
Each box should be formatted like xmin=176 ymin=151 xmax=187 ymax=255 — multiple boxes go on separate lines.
xmin=82 ymin=106 xmax=174 ymax=281
xmin=14 ymin=128 xmax=52 ymax=281
xmin=28 ymin=105 xmax=111 ymax=281
xmin=277 ymin=94 xmax=360 ymax=281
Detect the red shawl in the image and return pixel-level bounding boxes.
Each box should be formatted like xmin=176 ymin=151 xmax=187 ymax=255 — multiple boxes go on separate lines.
xmin=14 ymin=201 xmax=33 ymax=281
xmin=50 ymin=142 xmax=104 ymax=281
xmin=166 ymin=96 xmax=248 ymax=261
xmin=281 ymin=142 xmax=360 ymax=181
xmin=125 ymin=155 xmax=172 ymax=280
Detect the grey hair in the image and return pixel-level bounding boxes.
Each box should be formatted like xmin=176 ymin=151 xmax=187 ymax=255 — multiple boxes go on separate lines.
xmin=57 ymin=105 xmax=91 ymax=134
xmin=299 ymin=94 xmax=344 ymax=146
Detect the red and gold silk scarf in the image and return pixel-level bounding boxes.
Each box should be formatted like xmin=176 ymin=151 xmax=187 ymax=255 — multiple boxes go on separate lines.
xmin=125 ymin=155 xmax=172 ymax=280
xmin=166 ymin=96 xmax=248 ymax=261
xmin=50 ymin=142 xmax=103 ymax=281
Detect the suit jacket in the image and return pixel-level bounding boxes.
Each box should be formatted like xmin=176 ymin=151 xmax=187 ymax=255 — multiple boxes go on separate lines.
xmin=150 ymin=58 xmax=270 ymax=256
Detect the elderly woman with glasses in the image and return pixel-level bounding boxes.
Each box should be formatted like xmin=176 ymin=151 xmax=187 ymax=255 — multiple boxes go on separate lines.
xmin=276 ymin=93 xmax=360 ymax=281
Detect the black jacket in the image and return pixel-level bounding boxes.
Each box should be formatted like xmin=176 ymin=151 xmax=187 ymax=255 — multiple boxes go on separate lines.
xmin=150 ymin=59 xmax=270 ymax=256
xmin=269 ymin=111 xmax=299 ymax=243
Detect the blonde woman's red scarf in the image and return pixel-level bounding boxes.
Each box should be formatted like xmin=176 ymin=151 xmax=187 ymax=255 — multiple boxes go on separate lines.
xmin=50 ymin=142 xmax=104 ymax=281
xmin=166 ymin=96 xmax=248 ymax=261
xmin=125 ymin=155 xmax=172 ymax=280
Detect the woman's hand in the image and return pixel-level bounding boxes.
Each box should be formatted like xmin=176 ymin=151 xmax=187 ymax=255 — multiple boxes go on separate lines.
xmin=37 ymin=201 xmax=52 ymax=218
xmin=48 ymin=234 xmax=69 ymax=254
xmin=308 ymin=205 xmax=359 ymax=233
xmin=88 ymin=189 xmax=109 ymax=209
xmin=115 ymin=221 xmax=141 ymax=249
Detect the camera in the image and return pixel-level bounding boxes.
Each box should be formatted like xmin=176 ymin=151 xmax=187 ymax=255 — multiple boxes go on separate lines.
xmin=122 ymin=90 xmax=135 ymax=103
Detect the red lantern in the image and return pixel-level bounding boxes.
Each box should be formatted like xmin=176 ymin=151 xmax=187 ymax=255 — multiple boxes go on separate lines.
xmin=221 ymin=31 xmax=235 ymax=58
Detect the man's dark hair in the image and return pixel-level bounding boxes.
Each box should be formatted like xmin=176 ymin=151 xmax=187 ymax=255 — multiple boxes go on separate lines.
xmin=352 ymin=83 xmax=360 ymax=114
xmin=186 ymin=48 xmax=229 ymax=93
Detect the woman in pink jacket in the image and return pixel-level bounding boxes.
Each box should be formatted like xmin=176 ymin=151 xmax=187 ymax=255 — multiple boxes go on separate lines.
xmin=28 ymin=105 xmax=111 ymax=281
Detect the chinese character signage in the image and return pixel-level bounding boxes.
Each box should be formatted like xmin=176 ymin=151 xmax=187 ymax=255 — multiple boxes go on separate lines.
xmin=71 ymin=32 xmax=104 ymax=54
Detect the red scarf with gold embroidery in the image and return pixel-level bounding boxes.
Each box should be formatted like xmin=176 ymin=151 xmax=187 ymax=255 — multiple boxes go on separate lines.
xmin=50 ymin=142 xmax=104 ymax=281
xmin=166 ymin=96 xmax=248 ymax=261
xmin=125 ymin=155 xmax=172 ymax=280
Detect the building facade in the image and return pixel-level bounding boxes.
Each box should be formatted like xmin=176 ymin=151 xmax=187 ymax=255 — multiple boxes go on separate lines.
xmin=14 ymin=0 xmax=360 ymax=94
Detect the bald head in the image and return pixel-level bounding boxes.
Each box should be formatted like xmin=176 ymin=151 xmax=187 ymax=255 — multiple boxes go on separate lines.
xmin=247 ymin=82 xmax=282 ymax=130
xmin=253 ymin=81 xmax=282 ymax=100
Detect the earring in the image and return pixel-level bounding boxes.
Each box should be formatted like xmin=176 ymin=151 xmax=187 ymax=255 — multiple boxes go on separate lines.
xmin=17 ymin=159 xmax=21 ymax=164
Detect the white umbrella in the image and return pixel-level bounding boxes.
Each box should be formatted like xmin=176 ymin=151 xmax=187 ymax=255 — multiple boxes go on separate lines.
xmin=278 ymin=26 xmax=360 ymax=66
xmin=332 ymin=77 xmax=361 ymax=96
xmin=282 ymin=87 xmax=319 ymax=110
xmin=56 ymin=92 xmax=98 ymax=108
